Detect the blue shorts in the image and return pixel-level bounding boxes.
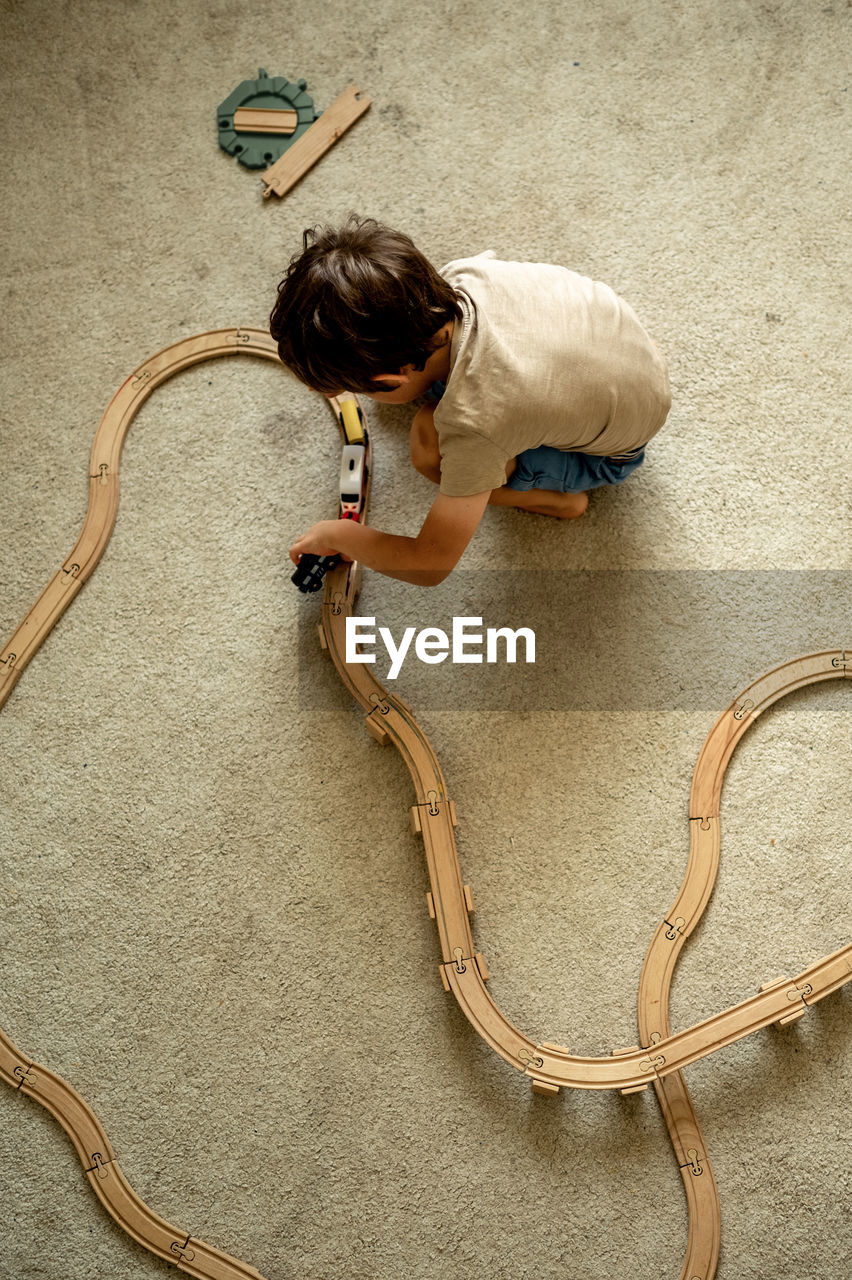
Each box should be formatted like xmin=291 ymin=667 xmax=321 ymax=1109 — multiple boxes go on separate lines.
xmin=506 ymin=444 xmax=646 ymax=493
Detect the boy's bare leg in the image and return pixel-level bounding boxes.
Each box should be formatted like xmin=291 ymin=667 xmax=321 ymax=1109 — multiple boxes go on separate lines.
xmin=410 ymin=404 xmax=588 ymax=518
xmin=487 ymin=484 xmax=589 ymax=518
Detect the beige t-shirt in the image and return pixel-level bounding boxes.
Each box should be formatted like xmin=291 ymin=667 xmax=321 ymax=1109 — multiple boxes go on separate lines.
xmin=434 ymin=252 xmax=671 ymax=497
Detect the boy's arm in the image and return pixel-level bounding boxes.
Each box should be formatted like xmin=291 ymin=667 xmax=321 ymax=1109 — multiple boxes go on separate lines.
xmin=289 ymin=490 xmax=491 ymax=587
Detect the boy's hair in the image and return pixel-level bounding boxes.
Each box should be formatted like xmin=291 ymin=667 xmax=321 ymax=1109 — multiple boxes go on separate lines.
xmin=269 ymin=215 xmax=462 ymax=394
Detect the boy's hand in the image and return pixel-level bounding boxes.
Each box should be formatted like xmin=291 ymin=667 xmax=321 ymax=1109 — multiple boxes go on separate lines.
xmin=289 ymin=521 xmax=353 ymax=565
xmin=289 ymin=490 xmax=490 ymax=586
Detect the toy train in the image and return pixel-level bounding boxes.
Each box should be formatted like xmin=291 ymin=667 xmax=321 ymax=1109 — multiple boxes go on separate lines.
xmin=291 ymin=398 xmax=368 ymax=594
xmin=291 ymin=551 xmax=341 ymax=593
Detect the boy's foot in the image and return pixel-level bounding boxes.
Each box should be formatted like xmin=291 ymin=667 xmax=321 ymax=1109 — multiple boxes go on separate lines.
xmin=531 ymin=490 xmax=589 ymax=519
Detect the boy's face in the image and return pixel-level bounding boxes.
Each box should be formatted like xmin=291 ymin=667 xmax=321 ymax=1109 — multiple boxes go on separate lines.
xmin=364 ymin=367 xmax=435 ymax=404
xmin=325 ymin=365 xmax=432 ymax=405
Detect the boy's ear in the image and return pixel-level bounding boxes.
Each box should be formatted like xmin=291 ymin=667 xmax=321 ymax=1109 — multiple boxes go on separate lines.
xmin=372 ymin=372 xmax=410 ymax=390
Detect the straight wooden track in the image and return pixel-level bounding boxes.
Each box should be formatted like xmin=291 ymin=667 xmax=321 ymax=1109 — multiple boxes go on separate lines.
xmin=1 ymin=329 xmax=849 ymax=1279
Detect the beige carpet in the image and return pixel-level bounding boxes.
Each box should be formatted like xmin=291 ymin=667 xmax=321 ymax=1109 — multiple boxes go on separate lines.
xmin=1 ymin=2 xmax=849 ymax=1277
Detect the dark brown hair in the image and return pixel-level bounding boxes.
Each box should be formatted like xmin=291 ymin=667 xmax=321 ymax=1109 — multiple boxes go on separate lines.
xmin=269 ymin=215 xmax=462 ymax=393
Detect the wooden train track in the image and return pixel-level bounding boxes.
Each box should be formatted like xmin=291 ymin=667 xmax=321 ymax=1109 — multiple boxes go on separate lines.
xmin=1 ymin=328 xmax=849 ymax=1279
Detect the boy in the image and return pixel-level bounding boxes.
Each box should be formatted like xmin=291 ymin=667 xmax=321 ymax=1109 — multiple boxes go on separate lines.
xmin=271 ymin=216 xmax=670 ymax=587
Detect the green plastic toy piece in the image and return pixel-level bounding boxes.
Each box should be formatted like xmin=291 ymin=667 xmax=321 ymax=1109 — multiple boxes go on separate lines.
xmin=217 ymin=68 xmax=320 ymax=170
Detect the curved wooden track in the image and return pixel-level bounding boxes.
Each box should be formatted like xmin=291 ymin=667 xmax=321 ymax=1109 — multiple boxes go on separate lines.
xmin=1 ymin=328 xmax=849 ymax=1279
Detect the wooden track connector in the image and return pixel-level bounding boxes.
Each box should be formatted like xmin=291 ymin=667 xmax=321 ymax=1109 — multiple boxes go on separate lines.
xmin=519 ymin=1047 xmax=546 ymax=1070
xmin=261 ymin=85 xmax=372 ymax=199
xmin=365 ymin=696 xmax=392 ymax=744
xmin=783 ymin=982 xmax=813 ymax=1026
xmin=682 ymin=1147 xmax=705 ymax=1177
xmin=758 ymin=976 xmax=814 ymax=1027
xmin=87 ymin=1151 xmax=112 ymax=1180
xmin=530 ymin=1044 xmax=569 ymax=1096
xmin=13 ymin=1063 xmax=34 ymax=1089
xmin=438 ymin=949 xmax=490 ymax=989
xmin=612 ymin=1045 xmax=649 ymax=1095
xmin=758 ymin=976 xmax=813 ymax=1027
xmin=639 ymin=1052 xmax=667 ymax=1079
xmin=409 ymin=797 xmax=457 ymax=834
xmin=171 ymin=1236 xmax=196 ymax=1263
